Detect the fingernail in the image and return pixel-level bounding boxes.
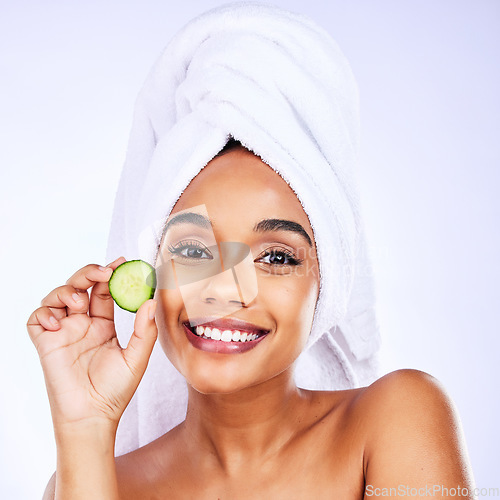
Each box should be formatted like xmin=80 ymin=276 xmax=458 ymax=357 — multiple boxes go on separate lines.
xmin=148 ymin=300 xmax=157 ymax=321
xmin=72 ymin=293 xmax=83 ymax=303
xmin=49 ymin=316 xmax=59 ymax=327
xmin=98 ymin=266 xmax=113 ymax=273
xmin=105 ymin=256 xmax=125 ymax=267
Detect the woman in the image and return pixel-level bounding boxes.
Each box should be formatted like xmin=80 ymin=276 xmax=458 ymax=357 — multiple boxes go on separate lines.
xmin=28 ymin=3 xmax=475 ymax=498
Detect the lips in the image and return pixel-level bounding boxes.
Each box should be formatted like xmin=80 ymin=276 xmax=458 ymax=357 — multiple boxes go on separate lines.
xmin=182 ymin=317 xmax=271 ymax=354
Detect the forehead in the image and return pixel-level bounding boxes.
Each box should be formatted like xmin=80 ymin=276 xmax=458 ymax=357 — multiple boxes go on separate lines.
xmin=172 ymin=149 xmax=312 ymax=230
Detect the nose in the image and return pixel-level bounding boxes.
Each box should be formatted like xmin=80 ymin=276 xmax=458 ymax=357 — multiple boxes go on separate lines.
xmin=178 ymin=242 xmax=258 ymax=320
xmin=201 ymin=266 xmax=246 ymax=307
xmin=182 ymin=266 xmax=247 ymax=326
xmin=198 ymin=241 xmax=258 ymax=306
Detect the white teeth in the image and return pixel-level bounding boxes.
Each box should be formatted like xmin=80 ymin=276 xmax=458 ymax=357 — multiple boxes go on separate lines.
xmin=192 ymin=325 xmax=265 ymax=342
xmin=221 ymin=330 xmax=232 ymax=342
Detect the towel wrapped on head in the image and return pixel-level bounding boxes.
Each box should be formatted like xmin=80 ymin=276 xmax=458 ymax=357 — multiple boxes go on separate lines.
xmin=106 ymin=2 xmax=381 ymax=456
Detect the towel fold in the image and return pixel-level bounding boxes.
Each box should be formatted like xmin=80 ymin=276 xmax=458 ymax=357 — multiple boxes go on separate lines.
xmin=106 ymin=2 xmax=381 ymax=456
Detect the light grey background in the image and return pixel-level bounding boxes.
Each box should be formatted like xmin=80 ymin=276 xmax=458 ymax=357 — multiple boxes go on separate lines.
xmin=1 ymin=0 xmax=498 ymax=497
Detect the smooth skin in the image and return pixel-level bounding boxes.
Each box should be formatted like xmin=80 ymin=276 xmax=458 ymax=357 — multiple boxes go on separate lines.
xmin=30 ymin=148 xmax=475 ymax=499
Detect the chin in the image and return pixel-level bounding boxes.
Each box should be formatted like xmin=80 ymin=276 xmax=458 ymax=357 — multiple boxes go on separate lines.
xmin=188 ymin=377 xmax=252 ymax=395
xmin=184 ymin=362 xmax=265 ymax=395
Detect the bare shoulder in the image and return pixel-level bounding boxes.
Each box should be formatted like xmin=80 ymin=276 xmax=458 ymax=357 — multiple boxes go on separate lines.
xmin=355 ymin=368 xmax=454 ymax=416
xmin=353 ymin=369 xmax=475 ymax=490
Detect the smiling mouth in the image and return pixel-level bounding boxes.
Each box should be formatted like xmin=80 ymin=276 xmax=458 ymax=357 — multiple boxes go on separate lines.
xmin=184 ymin=323 xmax=269 ymax=343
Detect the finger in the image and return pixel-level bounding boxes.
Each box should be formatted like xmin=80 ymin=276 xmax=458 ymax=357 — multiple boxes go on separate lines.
xmin=89 ymin=256 xmax=127 ymax=320
xmin=26 ymin=307 xmax=61 ymax=345
xmin=105 ymin=256 xmax=128 ymax=269
xmin=47 ymin=306 xmax=69 ymax=322
xmin=122 ymin=300 xmax=158 ymax=380
xmin=41 ymin=285 xmax=90 ymax=317
xmin=29 ymin=312 xmax=92 ymax=360
xmin=65 ymin=262 xmax=117 ymax=293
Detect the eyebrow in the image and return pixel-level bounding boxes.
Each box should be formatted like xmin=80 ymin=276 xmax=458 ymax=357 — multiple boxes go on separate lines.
xmin=163 ymin=212 xmax=213 ymax=233
xmin=164 ymin=212 xmax=313 ymax=247
xmin=253 ymin=218 xmax=312 ymax=247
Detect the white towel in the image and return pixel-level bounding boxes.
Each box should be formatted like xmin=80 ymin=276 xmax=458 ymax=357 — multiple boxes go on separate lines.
xmin=106 ymin=1 xmax=381 ymax=456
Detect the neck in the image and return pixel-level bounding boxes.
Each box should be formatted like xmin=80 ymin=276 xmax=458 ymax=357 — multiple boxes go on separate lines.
xmin=182 ymin=369 xmax=309 ymax=473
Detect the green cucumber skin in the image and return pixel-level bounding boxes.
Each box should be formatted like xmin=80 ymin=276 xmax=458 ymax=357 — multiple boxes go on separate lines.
xmin=108 ymin=260 xmax=156 ymax=313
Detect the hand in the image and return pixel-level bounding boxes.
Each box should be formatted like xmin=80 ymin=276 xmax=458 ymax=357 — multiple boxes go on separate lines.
xmin=27 ymin=257 xmax=158 ymax=431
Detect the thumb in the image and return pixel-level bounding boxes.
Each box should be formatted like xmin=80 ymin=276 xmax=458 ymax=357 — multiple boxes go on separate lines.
xmin=122 ymin=299 xmax=158 ymax=379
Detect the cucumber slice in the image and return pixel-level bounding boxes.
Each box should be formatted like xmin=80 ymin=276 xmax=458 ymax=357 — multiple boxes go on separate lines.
xmin=108 ymin=260 xmax=156 ymax=313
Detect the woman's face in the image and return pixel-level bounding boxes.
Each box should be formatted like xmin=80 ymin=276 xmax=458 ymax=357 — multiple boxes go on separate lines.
xmin=155 ymin=147 xmax=320 ymax=394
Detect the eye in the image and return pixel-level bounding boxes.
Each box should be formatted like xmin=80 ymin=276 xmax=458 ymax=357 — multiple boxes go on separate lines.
xmin=167 ymin=241 xmax=213 ymax=260
xmin=256 ymin=247 xmax=303 ymax=266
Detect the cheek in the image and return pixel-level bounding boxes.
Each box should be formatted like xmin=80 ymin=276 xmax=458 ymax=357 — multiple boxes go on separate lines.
xmin=258 ymin=268 xmax=319 ymax=338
